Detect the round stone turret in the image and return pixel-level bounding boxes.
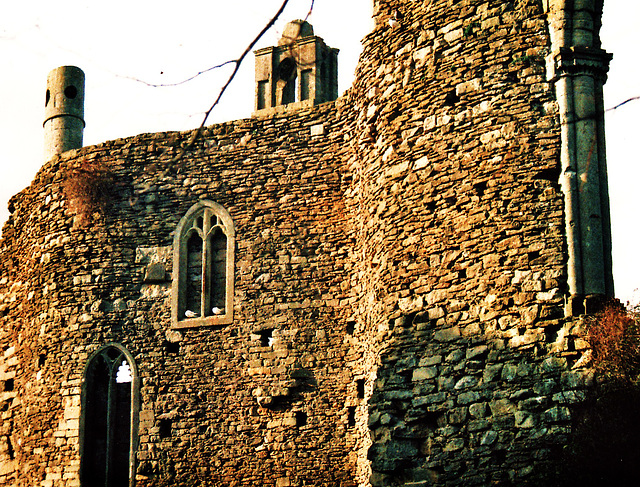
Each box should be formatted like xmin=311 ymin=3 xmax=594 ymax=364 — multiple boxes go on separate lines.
xmin=44 ymin=66 xmax=85 ymax=161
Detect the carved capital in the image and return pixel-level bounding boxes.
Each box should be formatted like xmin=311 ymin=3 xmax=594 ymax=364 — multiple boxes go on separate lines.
xmin=546 ymin=46 xmax=612 ymax=82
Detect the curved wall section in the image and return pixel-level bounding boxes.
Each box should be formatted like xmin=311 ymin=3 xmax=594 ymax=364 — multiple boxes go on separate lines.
xmin=343 ymin=0 xmax=607 ymax=484
xmin=0 ymin=1 xmax=612 ymax=486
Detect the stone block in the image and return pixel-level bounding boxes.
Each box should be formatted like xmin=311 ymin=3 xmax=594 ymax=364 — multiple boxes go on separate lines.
xmin=489 ymin=399 xmax=515 ymax=417
xmin=144 ymin=263 xmax=166 ymax=282
xmin=434 ymin=326 xmax=460 ymax=342
xmin=412 ymin=367 xmax=438 ymax=381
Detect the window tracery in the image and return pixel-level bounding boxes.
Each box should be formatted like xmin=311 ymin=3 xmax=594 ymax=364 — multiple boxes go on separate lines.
xmin=172 ymin=201 xmax=235 ymax=327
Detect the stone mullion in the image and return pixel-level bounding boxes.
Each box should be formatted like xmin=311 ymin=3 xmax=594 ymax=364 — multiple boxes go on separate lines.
xmin=104 ymin=352 xmax=120 ymax=487
xmin=201 ymin=210 xmax=213 ymax=318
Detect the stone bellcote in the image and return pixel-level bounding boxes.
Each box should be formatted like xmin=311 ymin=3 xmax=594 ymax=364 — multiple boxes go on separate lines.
xmin=253 ymin=20 xmax=339 ymax=115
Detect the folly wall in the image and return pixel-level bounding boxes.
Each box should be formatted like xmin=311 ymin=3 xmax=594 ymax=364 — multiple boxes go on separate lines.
xmin=346 ymin=1 xmax=596 ymax=483
xmin=0 ymin=103 xmax=364 ymax=486
xmin=0 ymin=0 xmax=611 ymax=486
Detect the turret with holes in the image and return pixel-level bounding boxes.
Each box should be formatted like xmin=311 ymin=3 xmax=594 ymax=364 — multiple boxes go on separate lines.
xmin=44 ymin=65 xmax=85 ymax=161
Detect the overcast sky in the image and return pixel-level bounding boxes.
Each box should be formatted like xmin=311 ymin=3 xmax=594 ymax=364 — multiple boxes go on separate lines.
xmin=0 ymin=1 xmax=638 ymax=303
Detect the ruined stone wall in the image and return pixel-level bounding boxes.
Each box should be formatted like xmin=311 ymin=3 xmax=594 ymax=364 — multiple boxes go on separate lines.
xmin=0 ymin=0 xmax=610 ymax=486
xmin=0 ymin=101 xmax=367 ymax=487
xmin=342 ymin=0 xmax=594 ymax=484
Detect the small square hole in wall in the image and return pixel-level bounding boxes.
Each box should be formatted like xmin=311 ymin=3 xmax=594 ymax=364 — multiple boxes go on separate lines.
xmin=163 ymin=340 xmax=180 ymax=354
xmin=4 ymin=378 xmax=14 ymax=392
xmin=346 ymin=320 xmax=355 ymax=335
xmin=259 ymin=329 xmax=274 ymax=347
xmin=38 ymin=353 xmax=46 ymax=368
xmin=347 ymin=407 xmax=356 ymax=428
xmin=356 ymin=379 xmax=365 ymax=399
xmin=159 ymin=419 xmax=172 ymax=439
xmin=295 ymin=411 xmax=307 ymax=427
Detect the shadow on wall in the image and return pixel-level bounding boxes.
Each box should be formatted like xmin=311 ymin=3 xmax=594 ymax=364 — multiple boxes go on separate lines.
xmin=364 ymin=304 xmax=640 ymax=486
xmin=559 ymin=383 xmax=640 ymax=487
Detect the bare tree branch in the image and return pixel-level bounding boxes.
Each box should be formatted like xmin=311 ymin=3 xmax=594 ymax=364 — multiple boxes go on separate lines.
xmin=606 ymin=96 xmax=640 ymax=112
xmin=116 ymin=60 xmax=237 ymax=88
xmin=168 ymin=0 xmax=298 ymax=165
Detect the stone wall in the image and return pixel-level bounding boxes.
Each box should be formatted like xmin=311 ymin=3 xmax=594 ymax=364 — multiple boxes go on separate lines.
xmin=0 ymin=102 xmax=366 ymax=486
xmin=0 ymin=0 xmax=610 ymax=486
xmin=343 ymin=0 xmax=599 ymax=484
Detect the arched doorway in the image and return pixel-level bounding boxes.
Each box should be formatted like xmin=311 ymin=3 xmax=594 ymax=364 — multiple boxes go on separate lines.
xmin=80 ymin=345 xmax=138 ymax=487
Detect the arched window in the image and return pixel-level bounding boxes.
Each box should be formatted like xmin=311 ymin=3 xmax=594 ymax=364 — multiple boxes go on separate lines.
xmin=172 ymin=201 xmax=235 ymax=328
xmin=80 ymin=345 xmax=138 ymax=487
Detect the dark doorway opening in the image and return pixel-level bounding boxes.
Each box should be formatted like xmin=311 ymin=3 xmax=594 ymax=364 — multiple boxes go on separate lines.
xmin=80 ymin=346 xmax=136 ymax=487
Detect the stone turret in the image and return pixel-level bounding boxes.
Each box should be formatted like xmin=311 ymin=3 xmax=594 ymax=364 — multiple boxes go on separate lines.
xmin=44 ymin=66 xmax=85 ymax=161
xmin=253 ymin=20 xmax=339 ymax=115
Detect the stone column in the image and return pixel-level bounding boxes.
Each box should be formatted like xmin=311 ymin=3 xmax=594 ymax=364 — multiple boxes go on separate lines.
xmin=545 ymin=0 xmax=613 ymax=314
xmin=44 ymin=66 xmax=85 ymax=161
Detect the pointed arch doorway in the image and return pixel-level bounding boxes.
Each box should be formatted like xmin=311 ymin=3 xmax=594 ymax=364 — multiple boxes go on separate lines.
xmin=80 ymin=345 xmax=138 ymax=487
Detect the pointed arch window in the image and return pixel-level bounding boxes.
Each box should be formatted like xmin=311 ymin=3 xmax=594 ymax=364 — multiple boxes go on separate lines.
xmin=80 ymin=345 xmax=138 ymax=487
xmin=172 ymin=200 xmax=235 ymax=328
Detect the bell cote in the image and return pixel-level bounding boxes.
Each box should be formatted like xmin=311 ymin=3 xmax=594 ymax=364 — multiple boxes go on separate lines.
xmin=253 ymin=20 xmax=339 ymax=115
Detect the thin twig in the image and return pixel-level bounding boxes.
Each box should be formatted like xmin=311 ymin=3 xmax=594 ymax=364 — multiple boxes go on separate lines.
xmin=116 ymin=60 xmax=237 ymax=88
xmin=127 ymin=0 xmax=315 ymax=89
xmin=606 ymin=96 xmax=640 ymax=112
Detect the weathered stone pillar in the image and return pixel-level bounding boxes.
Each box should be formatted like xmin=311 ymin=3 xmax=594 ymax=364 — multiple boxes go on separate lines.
xmin=44 ymin=66 xmax=85 ymax=161
xmin=545 ymin=0 xmax=613 ymax=314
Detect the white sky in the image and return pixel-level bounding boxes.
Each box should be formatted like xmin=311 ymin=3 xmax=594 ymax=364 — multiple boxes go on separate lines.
xmin=0 ymin=1 xmax=638 ymax=303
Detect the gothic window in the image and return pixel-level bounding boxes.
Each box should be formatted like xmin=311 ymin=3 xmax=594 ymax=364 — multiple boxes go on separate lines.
xmin=80 ymin=345 xmax=138 ymax=487
xmin=172 ymin=200 xmax=235 ymax=328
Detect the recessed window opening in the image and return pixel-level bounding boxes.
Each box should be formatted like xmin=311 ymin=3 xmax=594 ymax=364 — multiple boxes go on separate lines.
xmin=38 ymin=353 xmax=47 ymax=368
xmin=283 ymin=78 xmax=296 ymax=104
xmin=279 ymin=57 xmax=298 ymax=105
xmin=45 ymin=89 xmax=50 ymax=106
xmin=347 ymin=406 xmax=356 ymax=428
xmin=444 ymin=89 xmax=460 ymax=106
xmin=4 ymin=378 xmax=14 ymax=392
xmin=6 ymin=436 xmax=14 ymax=459
xmin=346 ymin=321 xmax=355 ymax=335
xmin=173 ymin=201 xmax=235 ymax=327
xmin=81 ymin=345 xmax=137 ymax=487
xmin=164 ymin=340 xmax=180 ymax=354
xmin=295 ymin=411 xmax=307 ymax=427
xmin=356 ymin=379 xmax=365 ymax=399
xmin=159 ymin=418 xmax=172 ymax=439
xmin=259 ymin=329 xmax=274 ymax=347
xmin=257 ymin=80 xmax=269 ymax=110
xmin=301 ymin=69 xmax=312 ymax=101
